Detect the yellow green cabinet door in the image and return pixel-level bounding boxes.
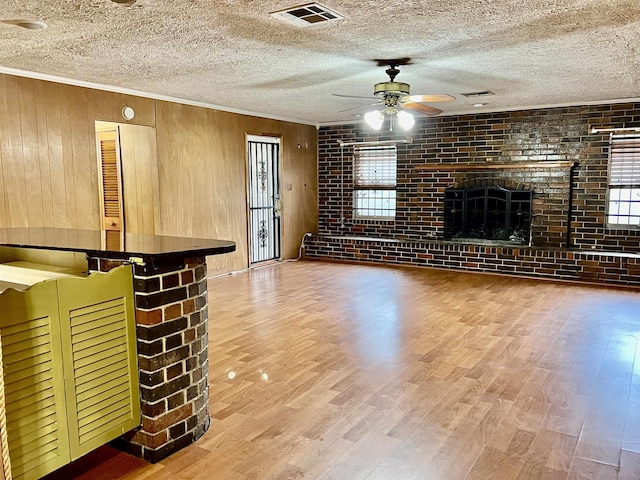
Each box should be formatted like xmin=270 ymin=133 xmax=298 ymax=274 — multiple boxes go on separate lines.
xmin=0 ymin=280 xmax=71 ymax=480
xmin=56 ymin=265 xmax=140 ymax=460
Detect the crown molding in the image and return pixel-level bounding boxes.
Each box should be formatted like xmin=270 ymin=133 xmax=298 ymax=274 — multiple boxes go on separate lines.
xmin=0 ymin=66 xmax=318 ymax=128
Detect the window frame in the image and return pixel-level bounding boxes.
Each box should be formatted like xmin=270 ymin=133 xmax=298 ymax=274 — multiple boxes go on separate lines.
xmin=606 ymin=133 xmax=640 ymax=229
xmin=352 ymin=144 xmax=397 ymax=220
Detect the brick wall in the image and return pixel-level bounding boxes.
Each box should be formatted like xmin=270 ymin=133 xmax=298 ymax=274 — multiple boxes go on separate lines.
xmin=304 ymin=238 xmax=640 ymax=287
xmin=308 ymin=102 xmax=640 ymax=285
xmin=88 ymin=256 xmax=210 ymax=463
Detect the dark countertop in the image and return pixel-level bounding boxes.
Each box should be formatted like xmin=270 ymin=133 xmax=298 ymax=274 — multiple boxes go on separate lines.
xmin=0 ymin=228 xmax=236 ymax=263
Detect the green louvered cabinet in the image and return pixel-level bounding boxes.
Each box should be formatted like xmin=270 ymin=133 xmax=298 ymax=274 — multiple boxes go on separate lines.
xmin=0 ymin=265 xmax=140 ymax=480
xmin=0 ymin=279 xmax=70 ymax=480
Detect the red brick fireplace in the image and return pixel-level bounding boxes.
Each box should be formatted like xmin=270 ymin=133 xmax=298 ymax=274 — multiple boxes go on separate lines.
xmin=443 ymin=182 xmax=533 ymax=245
xmin=306 ymin=102 xmax=640 ymax=287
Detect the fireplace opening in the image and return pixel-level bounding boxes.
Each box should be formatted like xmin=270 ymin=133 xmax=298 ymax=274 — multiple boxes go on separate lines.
xmin=444 ymin=185 xmax=532 ymax=245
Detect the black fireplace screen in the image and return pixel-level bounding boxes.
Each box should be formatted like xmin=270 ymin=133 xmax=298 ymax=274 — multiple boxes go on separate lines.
xmin=444 ymin=186 xmax=532 ymax=244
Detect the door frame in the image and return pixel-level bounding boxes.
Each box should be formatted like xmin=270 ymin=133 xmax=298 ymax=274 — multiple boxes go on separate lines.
xmin=95 ymin=124 xmax=125 ymax=233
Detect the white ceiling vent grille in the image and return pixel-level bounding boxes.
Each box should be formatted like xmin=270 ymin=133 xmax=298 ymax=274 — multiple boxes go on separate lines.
xmin=270 ymin=3 xmax=345 ymax=27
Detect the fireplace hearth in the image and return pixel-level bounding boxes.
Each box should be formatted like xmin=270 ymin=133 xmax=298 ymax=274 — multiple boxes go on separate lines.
xmin=444 ymin=185 xmax=533 ymax=245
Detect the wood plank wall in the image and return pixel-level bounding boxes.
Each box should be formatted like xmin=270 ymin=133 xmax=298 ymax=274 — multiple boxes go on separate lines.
xmin=0 ymin=73 xmax=318 ymax=275
xmin=118 ymin=124 xmax=160 ymax=236
xmin=0 ymin=75 xmax=155 ymax=231
xmin=154 ymin=101 xmax=317 ymax=274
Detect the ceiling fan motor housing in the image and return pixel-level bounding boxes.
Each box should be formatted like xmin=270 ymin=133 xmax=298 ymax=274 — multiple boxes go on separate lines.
xmin=374 ymin=81 xmax=410 ymax=97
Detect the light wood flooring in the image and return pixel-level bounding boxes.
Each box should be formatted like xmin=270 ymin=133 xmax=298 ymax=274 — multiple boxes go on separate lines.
xmin=47 ymin=261 xmax=640 ymax=479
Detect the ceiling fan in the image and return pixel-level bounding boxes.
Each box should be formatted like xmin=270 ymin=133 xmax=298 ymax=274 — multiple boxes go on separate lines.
xmin=334 ymin=58 xmax=455 ymax=130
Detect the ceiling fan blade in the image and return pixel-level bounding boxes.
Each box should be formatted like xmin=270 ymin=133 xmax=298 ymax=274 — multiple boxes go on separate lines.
xmin=332 ymin=93 xmax=377 ymax=99
xmin=338 ymin=102 xmax=380 ymax=113
xmin=406 ymin=94 xmax=456 ymax=103
xmin=403 ymin=103 xmax=443 ymax=116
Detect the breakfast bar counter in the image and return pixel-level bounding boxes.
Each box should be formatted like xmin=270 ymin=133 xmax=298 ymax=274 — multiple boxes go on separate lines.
xmin=0 ymin=227 xmax=236 ymax=463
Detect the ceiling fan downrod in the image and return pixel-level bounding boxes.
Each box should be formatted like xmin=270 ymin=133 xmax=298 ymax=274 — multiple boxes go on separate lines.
xmin=385 ymin=65 xmax=400 ymax=82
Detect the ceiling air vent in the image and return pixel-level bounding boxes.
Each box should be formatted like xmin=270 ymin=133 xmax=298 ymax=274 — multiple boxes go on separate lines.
xmin=460 ymin=90 xmax=495 ymax=97
xmin=270 ymin=3 xmax=345 ymax=27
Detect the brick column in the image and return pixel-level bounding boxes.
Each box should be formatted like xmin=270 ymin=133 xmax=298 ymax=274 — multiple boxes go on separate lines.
xmin=88 ymin=255 xmax=209 ymax=463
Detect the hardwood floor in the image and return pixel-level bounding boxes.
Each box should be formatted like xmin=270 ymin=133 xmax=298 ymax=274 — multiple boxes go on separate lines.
xmin=46 ymin=261 xmax=640 ymax=479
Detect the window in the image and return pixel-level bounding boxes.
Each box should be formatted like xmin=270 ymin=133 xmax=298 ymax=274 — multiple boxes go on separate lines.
xmin=607 ymin=134 xmax=640 ymax=227
xmin=353 ymin=144 xmax=397 ymax=219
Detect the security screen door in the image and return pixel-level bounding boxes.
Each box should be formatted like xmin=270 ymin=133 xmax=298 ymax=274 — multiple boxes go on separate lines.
xmin=247 ymin=136 xmax=281 ymax=265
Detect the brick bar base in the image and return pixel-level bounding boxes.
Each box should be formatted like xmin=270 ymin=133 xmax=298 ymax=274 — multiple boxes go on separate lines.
xmin=304 ymin=236 xmax=640 ymax=288
xmin=88 ymin=255 xmax=210 ymax=463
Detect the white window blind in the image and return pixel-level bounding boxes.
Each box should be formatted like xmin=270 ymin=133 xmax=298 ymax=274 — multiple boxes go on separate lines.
xmin=354 ymin=145 xmax=397 ymax=187
xmin=607 ymin=134 xmax=640 ymax=227
xmin=609 ymin=134 xmax=640 ymax=185
xmin=353 ymin=145 xmax=397 ymax=219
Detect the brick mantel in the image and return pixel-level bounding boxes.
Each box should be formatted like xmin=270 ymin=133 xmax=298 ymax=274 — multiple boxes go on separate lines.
xmin=414 ymin=160 xmax=579 ymax=171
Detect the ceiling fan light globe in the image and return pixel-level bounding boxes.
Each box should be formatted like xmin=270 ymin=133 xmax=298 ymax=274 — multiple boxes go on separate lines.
xmin=364 ymin=110 xmax=384 ymax=130
xmin=397 ymin=110 xmax=415 ymax=130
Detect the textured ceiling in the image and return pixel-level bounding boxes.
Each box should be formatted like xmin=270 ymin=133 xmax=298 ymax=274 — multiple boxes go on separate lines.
xmin=1 ymin=0 xmax=639 ymax=126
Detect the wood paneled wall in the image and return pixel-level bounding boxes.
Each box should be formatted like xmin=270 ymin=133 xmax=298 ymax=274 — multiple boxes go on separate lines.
xmin=281 ymin=129 xmax=318 ymax=260
xmin=118 ymin=124 xmax=160 ymax=236
xmin=154 ymin=101 xmax=317 ymax=274
xmin=0 ymin=73 xmax=318 ymax=275
xmin=0 ymin=75 xmax=155 ymax=231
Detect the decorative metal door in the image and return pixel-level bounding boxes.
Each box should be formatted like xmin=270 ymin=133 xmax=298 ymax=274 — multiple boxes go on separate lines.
xmin=248 ymin=137 xmax=281 ymax=265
